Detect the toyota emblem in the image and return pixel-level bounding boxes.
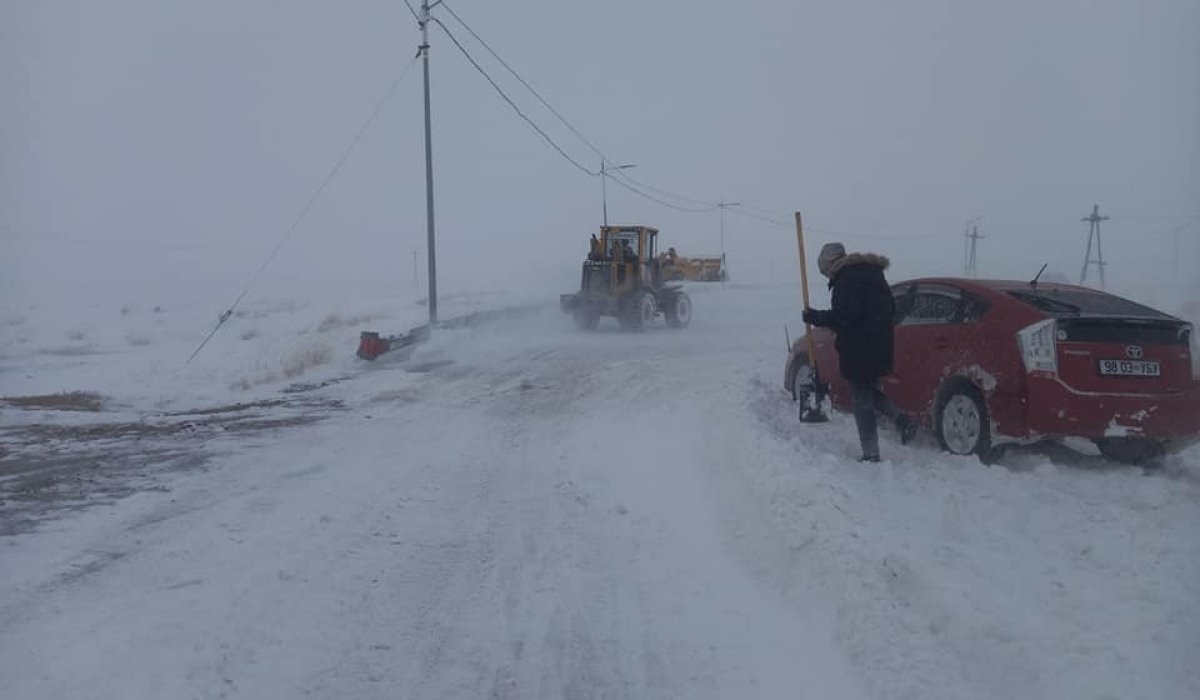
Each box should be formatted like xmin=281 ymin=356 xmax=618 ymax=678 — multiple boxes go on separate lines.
xmin=1125 ymin=344 xmax=1144 ymax=359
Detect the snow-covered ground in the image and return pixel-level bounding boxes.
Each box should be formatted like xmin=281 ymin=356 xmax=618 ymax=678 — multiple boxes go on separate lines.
xmin=2 ymin=284 xmax=1198 ymax=699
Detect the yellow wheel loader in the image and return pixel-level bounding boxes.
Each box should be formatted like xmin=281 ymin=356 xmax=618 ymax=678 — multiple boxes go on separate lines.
xmin=560 ymin=226 xmax=693 ymax=331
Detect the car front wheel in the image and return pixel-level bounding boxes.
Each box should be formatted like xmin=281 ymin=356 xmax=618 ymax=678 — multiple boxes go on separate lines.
xmin=791 ymin=359 xmax=814 ymax=403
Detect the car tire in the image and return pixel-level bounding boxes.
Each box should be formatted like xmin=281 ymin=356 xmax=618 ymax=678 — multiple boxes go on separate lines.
xmin=934 ymin=380 xmax=993 ymax=462
xmin=1095 ymin=437 xmax=1165 ymax=466
xmin=789 ymin=354 xmax=814 ymax=403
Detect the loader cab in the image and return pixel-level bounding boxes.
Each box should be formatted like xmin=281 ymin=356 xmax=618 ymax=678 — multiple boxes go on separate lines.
xmin=600 ymin=225 xmax=658 ymax=290
xmin=601 ymin=226 xmax=656 ymax=261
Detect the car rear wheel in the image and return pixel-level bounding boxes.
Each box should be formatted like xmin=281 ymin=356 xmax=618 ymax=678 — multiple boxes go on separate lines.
xmin=935 ymin=381 xmax=993 ymax=461
xmin=1094 ymin=437 xmax=1165 ymax=466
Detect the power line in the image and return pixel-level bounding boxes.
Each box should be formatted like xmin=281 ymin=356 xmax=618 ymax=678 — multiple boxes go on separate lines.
xmin=440 ymin=2 xmax=607 ymax=163
xmin=603 ymin=172 xmax=717 ymax=212
xmin=736 ymin=202 xmax=794 ymax=220
xmin=402 ymin=0 xmax=420 ymax=24
xmin=438 ymin=2 xmax=732 ymax=213
xmin=435 ymin=2 xmax=992 ymax=242
xmin=188 ymin=55 xmax=420 ymax=363
xmin=433 ymin=15 xmax=723 ymax=212
xmin=433 ymin=19 xmax=597 ymax=176
xmin=725 ymin=206 xmax=791 ymax=228
xmin=607 ymin=169 xmax=719 ymax=208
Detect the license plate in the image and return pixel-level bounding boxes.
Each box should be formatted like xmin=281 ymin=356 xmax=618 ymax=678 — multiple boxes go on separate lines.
xmin=1098 ymin=359 xmax=1161 ymax=377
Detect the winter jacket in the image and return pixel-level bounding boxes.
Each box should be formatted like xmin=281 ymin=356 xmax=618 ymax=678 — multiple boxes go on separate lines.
xmin=806 ymin=253 xmax=895 ymax=382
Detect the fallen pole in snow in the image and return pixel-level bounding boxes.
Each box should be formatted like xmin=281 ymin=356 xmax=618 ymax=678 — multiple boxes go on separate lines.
xmin=355 ymin=304 xmax=545 ymax=361
xmin=356 ymin=325 xmax=431 ymax=361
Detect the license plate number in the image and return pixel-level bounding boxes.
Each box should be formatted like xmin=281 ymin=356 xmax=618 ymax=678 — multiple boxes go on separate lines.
xmin=1098 ymin=359 xmax=1161 ymax=377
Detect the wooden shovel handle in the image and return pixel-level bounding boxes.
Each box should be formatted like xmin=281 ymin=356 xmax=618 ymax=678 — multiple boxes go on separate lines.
xmin=794 ymin=212 xmax=818 ymax=363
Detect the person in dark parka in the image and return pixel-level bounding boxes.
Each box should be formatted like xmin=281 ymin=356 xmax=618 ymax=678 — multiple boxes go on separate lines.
xmin=803 ymin=242 xmax=914 ymax=461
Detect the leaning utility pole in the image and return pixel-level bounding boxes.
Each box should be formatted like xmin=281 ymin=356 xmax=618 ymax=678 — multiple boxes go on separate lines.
xmin=419 ymin=0 xmax=440 ymax=322
xmin=1079 ymin=204 xmax=1109 ymax=289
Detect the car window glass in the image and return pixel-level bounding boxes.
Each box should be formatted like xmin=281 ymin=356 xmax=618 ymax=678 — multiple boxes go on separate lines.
xmin=901 ymin=285 xmax=961 ymax=325
xmin=960 ymin=293 xmax=991 ymax=323
xmin=892 ymin=285 xmax=914 ymax=323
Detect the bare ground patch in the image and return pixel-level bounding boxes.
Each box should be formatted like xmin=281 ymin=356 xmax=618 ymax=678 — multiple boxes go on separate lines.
xmin=0 ymin=395 xmax=344 ymax=536
xmin=3 ymin=391 xmax=105 ymax=412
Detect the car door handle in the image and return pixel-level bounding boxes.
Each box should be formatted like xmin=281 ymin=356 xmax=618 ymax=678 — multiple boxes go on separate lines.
xmin=934 ymin=336 xmax=950 ymax=350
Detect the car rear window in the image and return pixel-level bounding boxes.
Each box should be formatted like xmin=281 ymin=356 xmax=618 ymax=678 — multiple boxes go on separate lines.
xmin=1005 ymin=289 xmax=1173 ymax=319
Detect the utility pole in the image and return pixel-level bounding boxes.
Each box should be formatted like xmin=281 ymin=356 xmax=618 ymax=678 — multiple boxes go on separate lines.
xmin=962 ymin=216 xmax=983 ymax=277
xmin=965 ymin=223 xmax=984 ymax=278
xmin=717 ymin=199 xmax=740 ymax=254
xmin=601 ymin=161 xmax=636 ymax=227
xmin=419 ymin=0 xmax=441 ymax=322
xmin=1079 ymin=204 xmax=1109 ymax=289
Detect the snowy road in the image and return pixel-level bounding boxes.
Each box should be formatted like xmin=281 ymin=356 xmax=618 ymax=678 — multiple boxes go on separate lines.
xmin=3 ymin=286 xmax=1198 ymax=699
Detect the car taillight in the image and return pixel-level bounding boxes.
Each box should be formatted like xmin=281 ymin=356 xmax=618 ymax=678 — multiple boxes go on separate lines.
xmin=1017 ymin=319 xmax=1058 ymax=375
xmin=1187 ymin=324 xmax=1200 ymax=380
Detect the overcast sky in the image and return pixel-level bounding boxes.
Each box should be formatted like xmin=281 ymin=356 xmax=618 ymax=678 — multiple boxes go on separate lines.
xmin=3 ymin=0 xmax=1198 ymax=314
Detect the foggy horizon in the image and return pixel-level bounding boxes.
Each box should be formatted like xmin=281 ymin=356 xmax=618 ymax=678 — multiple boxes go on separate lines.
xmin=3 ymin=0 xmax=1198 ymax=313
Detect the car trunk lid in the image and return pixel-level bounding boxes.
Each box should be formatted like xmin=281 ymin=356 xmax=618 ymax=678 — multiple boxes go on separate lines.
xmin=1055 ymin=317 xmax=1192 ymax=395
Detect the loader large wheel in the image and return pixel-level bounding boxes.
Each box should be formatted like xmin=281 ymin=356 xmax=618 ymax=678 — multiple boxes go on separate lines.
xmin=665 ymin=292 xmax=692 ymax=328
xmin=620 ymin=293 xmax=656 ymax=331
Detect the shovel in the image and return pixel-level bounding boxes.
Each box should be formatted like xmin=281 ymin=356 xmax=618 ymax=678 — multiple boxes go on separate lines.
xmin=794 ymin=212 xmax=829 ymax=423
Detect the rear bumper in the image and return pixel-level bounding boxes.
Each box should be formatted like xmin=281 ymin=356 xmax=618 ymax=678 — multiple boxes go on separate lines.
xmin=1022 ymin=377 xmax=1200 ymax=451
xmin=560 ymin=294 xmax=580 ymax=314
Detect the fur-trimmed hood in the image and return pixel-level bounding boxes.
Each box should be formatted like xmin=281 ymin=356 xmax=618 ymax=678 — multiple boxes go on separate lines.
xmin=826 ymin=252 xmax=890 ymax=279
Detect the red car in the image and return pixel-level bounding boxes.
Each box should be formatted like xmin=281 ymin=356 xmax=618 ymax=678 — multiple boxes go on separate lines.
xmin=785 ymin=278 xmax=1200 ymax=463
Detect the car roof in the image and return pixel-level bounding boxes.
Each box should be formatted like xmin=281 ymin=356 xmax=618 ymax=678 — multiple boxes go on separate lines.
xmin=894 ymin=277 xmax=1096 ymax=293
xmin=894 ymin=277 xmax=1182 ymax=321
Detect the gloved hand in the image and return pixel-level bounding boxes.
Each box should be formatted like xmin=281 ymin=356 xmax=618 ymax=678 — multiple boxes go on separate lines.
xmin=802 ymin=307 xmax=816 ymax=325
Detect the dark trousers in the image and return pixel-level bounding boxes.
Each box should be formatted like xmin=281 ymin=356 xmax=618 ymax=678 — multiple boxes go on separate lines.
xmin=850 ymin=379 xmax=901 ymax=458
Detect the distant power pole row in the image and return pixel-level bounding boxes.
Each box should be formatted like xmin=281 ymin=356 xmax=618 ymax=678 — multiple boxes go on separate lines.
xmin=958 ymin=206 xmax=1108 ymax=285
xmin=1079 ymin=204 xmax=1109 ymax=289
